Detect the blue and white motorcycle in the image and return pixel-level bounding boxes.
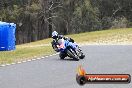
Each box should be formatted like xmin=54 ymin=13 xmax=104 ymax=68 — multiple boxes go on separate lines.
xmin=53 ymin=39 xmax=85 ymax=61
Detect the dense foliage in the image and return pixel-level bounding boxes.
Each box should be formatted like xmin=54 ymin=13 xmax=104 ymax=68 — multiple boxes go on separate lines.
xmin=0 ymin=0 xmax=132 ymax=44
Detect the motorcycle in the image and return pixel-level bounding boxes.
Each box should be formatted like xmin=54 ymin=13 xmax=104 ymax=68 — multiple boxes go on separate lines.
xmin=52 ymin=39 xmax=85 ymax=61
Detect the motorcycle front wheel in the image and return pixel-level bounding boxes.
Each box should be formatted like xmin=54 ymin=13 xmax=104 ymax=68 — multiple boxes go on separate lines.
xmin=66 ymin=49 xmax=79 ymax=61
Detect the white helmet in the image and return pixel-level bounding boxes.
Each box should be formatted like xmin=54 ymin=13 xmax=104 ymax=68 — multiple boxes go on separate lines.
xmin=52 ymin=31 xmax=58 ymax=39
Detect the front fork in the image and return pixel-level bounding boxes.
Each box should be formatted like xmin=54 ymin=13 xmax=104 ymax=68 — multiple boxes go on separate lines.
xmin=74 ymin=45 xmax=83 ymax=57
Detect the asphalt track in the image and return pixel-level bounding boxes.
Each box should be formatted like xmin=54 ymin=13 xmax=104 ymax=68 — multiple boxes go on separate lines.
xmin=0 ymin=45 xmax=132 ymax=88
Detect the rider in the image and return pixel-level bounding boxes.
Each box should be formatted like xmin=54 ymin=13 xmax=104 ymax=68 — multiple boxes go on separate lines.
xmin=51 ymin=31 xmax=84 ymax=59
xmin=51 ymin=31 xmax=75 ymax=52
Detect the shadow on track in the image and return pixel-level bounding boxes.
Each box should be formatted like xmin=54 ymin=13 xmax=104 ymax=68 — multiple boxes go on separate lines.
xmin=58 ymin=57 xmax=81 ymax=61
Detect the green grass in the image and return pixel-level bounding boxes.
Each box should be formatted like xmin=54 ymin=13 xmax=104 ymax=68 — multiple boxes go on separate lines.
xmin=0 ymin=28 xmax=132 ymax=64
xmin=67 ymin=28 xmax=132 ymax=43
xmin=0 ymin=46 xmax=55 ymax=64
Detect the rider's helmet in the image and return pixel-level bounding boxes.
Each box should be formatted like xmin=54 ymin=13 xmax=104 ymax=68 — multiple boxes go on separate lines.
xmin=52 ymin=31 xmax=58 ymax=39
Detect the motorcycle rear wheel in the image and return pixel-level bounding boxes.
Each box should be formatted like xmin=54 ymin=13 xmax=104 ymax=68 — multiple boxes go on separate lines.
xmin=59 ymin=52 xmax=66 ymax=59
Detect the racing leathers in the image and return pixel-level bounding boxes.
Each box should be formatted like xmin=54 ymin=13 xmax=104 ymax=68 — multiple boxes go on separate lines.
xmin=51 ymin=35 xmax=74 ymax=52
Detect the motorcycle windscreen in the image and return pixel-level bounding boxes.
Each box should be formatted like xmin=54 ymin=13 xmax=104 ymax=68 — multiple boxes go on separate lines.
xmin=57 ymin=39 xmax=65 ymax=49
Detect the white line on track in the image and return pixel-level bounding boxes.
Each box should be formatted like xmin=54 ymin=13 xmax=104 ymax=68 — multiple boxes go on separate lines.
xmin=11 ymin=63 xmax=16 ymax=65
xmin=1 ymin=65 xmax=6 ymax=67
xmin=32 ymin=59 xmax=36 ymax=61
xmin=27 ymin=60 xmax=32 ymax=62
xmin=17 ymin=62 xmax=22 ymax=64
xmin=36 ymin=58 xmax=41 ymax=60
xmin=22 ymin=61 xmax=26 ymax=63
xmin=45 ymin=56 xmax=49 ymax=58
xmin=41 ymin=57 xmax=45 ymax=59
xmin=0 ymin=43 xmax=83 ymax=67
